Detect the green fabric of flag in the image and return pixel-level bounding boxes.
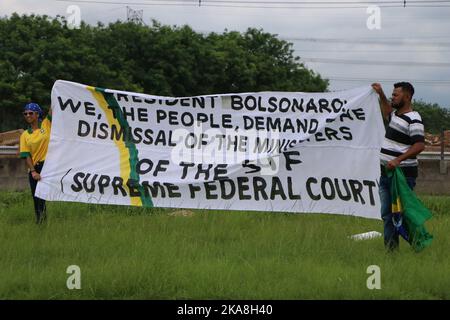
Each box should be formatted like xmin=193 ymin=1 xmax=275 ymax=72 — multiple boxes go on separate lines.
xmin=387 ymin=167 xmax=433 ymax=252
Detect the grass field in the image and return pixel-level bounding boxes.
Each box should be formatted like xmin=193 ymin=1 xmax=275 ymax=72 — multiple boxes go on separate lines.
xmin=0 ymin=191 xmax=449 ymax=299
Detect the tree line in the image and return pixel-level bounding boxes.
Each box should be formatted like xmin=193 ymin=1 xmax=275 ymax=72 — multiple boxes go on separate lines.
xmin=412 ymin=101 xmax=450 ymax=134
xmin=0 ymin=13 xmax=327 ymax=131
xmin=1 ymin=13 xmax=448 ymax=134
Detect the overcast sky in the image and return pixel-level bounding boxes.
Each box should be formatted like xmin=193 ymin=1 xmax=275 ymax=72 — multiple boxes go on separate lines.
xmin=2 ymin=0 xmax=450 ymax=107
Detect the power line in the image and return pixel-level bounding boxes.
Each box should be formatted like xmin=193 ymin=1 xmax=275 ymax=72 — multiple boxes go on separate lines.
xmin=297 ymin=35 xmax=450 ymax=39
xmin=301 ymin=57 xmax=450 ymax=67
xmin=55 ymin=0 xmax=199 ymax=7
xmin=46 ymin=4 xmax=450 ymax=46
xmin=55 ymin=0 xmax=450 ymax=4
xmin=195 ymin=4 xmax=450 ymax=8
xmin=295 ymin=49 xmax=450 ymax=52
xmin=326 ymin=76 xmax=450 ymax=85
xmin=285 ymin=37 xmax=450 ymax=47
xmin=183 ymin=0 xmax=450 ymax=3
xmin=190 ymin=30 xmax=450 ymax=49
xmin=55 ymin=0 xmax=450 ymax=9
xmin=210 ymin=0 xmax=450 ymax=3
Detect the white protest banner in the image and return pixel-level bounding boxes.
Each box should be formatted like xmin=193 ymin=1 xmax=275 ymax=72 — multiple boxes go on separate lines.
xmin=36 ymin=80 xmax=385 ymax=219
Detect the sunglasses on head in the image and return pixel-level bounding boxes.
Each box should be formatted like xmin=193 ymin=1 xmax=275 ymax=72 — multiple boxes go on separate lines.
xmin=23 ymin=111 xmax=36 ymax=116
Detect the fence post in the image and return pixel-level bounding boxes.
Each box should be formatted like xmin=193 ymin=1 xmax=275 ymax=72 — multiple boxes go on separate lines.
xmin=440 ymin=128 xmax=448 ymax=174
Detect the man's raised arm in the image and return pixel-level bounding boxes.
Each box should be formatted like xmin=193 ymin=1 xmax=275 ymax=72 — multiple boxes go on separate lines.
xmin=372 ymin=83 xmax=392 ymax=121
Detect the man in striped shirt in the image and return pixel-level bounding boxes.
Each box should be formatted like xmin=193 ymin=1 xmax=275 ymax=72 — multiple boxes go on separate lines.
xmin=372 ymin=82 xmax=425 ymax=251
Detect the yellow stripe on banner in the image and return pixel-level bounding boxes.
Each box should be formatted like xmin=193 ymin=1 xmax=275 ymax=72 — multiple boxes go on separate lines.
xmin=87 ymin=86 xmax=142 ymax=206
xmin=392 ymin=197 xmax=402 ymax=213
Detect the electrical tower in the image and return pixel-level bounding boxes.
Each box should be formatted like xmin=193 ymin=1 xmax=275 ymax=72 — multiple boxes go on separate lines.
xmin=126 ymin=6 xmax=144 ymax=25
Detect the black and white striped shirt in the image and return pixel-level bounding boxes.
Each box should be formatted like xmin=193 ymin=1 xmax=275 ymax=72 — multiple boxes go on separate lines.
xmin=380 ymin=110 xmax=425 ymax=176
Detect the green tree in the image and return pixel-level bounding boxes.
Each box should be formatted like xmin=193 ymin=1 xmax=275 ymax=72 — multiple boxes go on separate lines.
xmin=0 ymin=14 xmax=328 ymax=131
xmin=413 ymin=100 xmax=450 ymax=134
xmin=0 ymin=14 xmax=138 ymax=131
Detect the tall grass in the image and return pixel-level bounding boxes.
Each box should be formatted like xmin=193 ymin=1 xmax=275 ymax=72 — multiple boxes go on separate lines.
xmin=0 ymin=192 xmax=448 ymax=299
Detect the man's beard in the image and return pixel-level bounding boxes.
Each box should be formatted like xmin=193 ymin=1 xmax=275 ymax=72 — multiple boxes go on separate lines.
xmin=392 ymin=100 xmax=405 ymax=110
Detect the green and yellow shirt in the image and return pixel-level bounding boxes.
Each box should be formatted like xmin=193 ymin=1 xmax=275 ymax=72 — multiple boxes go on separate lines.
xmin=19 ymin=115 xmax=52 ymax=165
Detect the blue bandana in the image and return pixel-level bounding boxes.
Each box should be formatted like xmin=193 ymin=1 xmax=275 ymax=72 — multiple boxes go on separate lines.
xmin=24 ymin=103 xmax=43 ymax=120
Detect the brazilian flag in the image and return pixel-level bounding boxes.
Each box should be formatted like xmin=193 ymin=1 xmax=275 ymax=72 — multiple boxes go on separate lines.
xmin=388 ymin=167 xmax=433 ymax=252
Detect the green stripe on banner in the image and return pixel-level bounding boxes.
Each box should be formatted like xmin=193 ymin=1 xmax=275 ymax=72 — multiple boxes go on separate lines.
xmin=96 ymin=87 xmax=153 ymax=208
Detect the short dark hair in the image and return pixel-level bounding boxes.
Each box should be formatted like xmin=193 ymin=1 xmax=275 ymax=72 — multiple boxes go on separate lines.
xmin=394 ymin=82 xmax=415 ymax=98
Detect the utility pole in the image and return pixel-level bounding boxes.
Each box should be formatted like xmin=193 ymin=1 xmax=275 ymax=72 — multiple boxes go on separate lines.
xmin=126 ymin=6 xmax=144 ymax=25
